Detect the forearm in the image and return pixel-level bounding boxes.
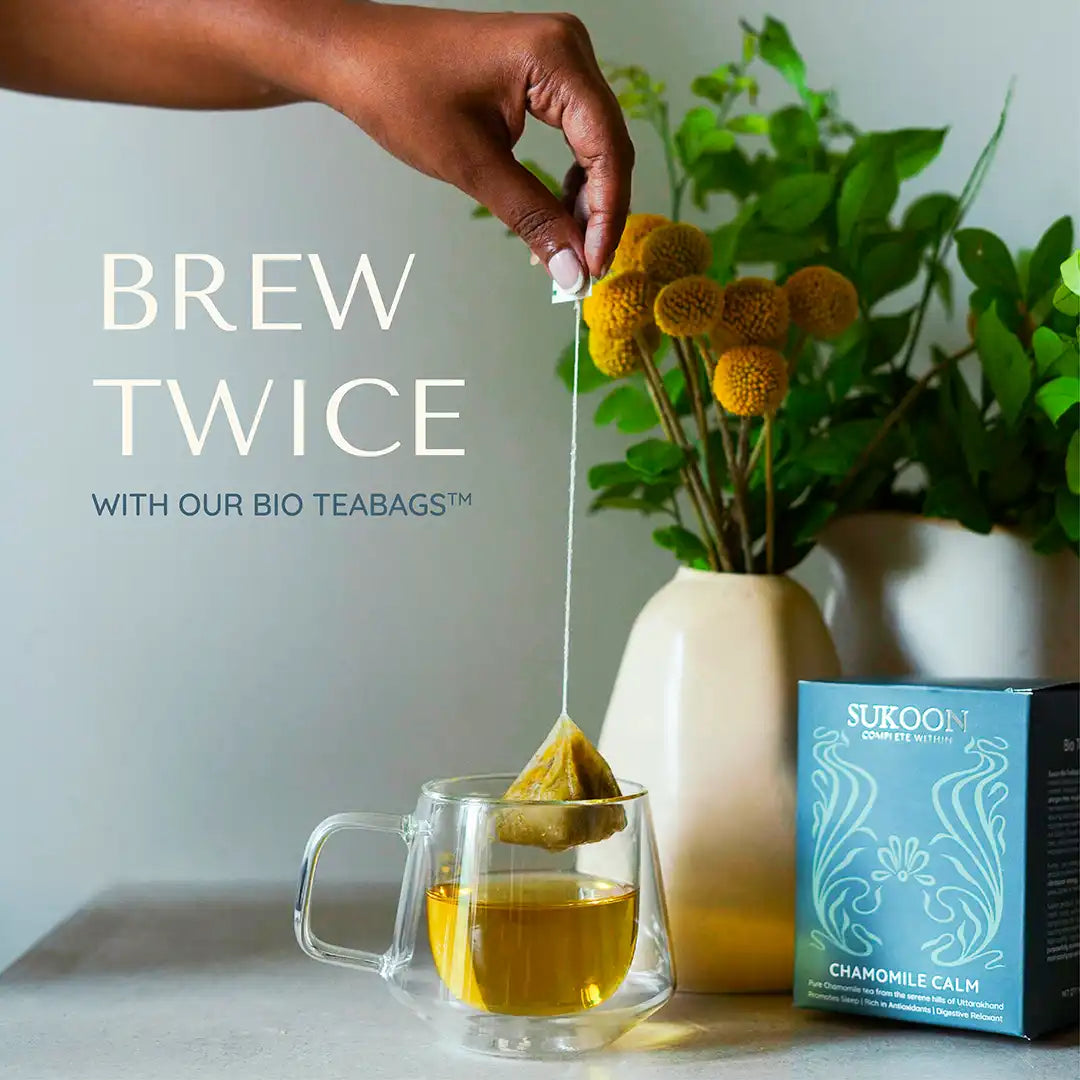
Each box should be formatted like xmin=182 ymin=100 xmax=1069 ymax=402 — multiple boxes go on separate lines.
xmin=0 ymin=0 xmax=345 ymax=109
xmin=0 ymin=0 xmax=632 ymax=280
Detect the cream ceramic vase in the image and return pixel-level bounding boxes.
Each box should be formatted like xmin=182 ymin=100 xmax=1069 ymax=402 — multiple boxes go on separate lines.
xmin=594 ymin=568 xmax=840 ymax=993
xmin=818 ymin=512 xmax=1080 ymax=680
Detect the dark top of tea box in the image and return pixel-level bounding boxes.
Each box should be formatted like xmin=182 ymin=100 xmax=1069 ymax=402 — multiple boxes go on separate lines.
xmin=800 ymin=677 xmax=1079 ymax=694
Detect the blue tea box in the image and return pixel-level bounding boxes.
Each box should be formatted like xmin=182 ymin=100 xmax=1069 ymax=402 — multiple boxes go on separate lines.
xmin=794 ymin=679 xmax=1079 ymax=1037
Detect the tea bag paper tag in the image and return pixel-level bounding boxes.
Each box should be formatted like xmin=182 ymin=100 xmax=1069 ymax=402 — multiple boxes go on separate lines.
xmin=552 ymin=277 xmax=593 ymax=305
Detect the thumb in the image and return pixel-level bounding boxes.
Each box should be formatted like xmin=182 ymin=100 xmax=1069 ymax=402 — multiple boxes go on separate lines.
xmin=473 ymin=152 xmax=589 ymax=295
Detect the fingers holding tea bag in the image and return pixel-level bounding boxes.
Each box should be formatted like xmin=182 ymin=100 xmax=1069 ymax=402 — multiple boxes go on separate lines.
xmin=496 ymin=714 xmax=626 ymax=852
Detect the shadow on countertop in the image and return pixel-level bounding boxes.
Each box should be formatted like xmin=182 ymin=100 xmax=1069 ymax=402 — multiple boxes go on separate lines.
xmin=0 ymin=881 xmax=401 ymax=982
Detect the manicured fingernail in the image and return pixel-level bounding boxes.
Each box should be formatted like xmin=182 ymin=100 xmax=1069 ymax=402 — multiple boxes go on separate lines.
xmin=529 ymin=252 xmax=540 ymax=266
xmin=548 ymin=248 xmax=585 ymax=295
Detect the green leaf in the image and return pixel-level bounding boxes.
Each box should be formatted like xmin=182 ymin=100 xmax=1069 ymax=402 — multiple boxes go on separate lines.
xmin=838 ymin=150 xmax=899 ymax=246
xmin=792 ymin=501 xmax=839 ymax=545
xmin=676 ymin=107 xmax=736 ymax=168
xmin=711 ymin=201 xmax=758 ymax=277
xmin=726 ymin=113 xmax=770 ymax=135
xmin=975 ymin=302 xmax=1031 ymax=425
xmin=594 ymin=386 xmax=638 ymax=426
xmin=1033 ymin=518 xmax=1070 ymax=554
xmin=888 ymin=128 xmax=948 ymax=180
xmin=969 ymin=286 xmax=1026 ymax=337
xmin=734 ymin=229 xmax=824 ymax=264
xmin=941 ymin=359 xmax=989 ymax=483
xmin=902 ymin=193 xmax=958 ymax=243
xmin=956 ymin=228 xmax=1021 ymax=297
xmin=594 ymin=384 xmax=661 ymax=432
xmin=626 ymin=438 xmax=686 ymax=479
xmin=758 ymin=17 xmax=808 ymax=98
xmin=930 ymin=261 xmax=954 ymax=317
xmin=768 ymin=107 xmax=819 ymax=158
xmin=1056 ymin=487 xmax=1080 ymax=542
xmin=801 ymin=420 xmax=880 ymax=476
xmin=587 ymin=462 xmax=639 ymax=490
xmin=1067 ymin=430 xmax=1080 ymax=494
xmin=758 ymin=173 xmax=835 ymax=232
xmin=557 ymin=335 xmax=611 ymax=394
xmin=691 ymin=66 xmax=733 ymax=103
xmin=867 ymin=311 xmax=915 ymax=369
xmin=591 ymin=493 xmax=666 ymax=514
xmin=1032 ymin=327 xmax=1066 ymax=375
xmin=859 ymin=234 xmax=922 ymax=306
xmin=1027 ymin=217 xmax=1074 ymax=306
xmin=1061 ymin=250 xmax=1080 ymax=295
xmin=663 ymin=366 xmax=688 ymax=413
xmin=470 ymin=204 xmax=493 ymax=220
xmin=639 ymin=478 xmax=681 ymax=506
xmin=1035 ymin=377 xmax=1080 ymax=424
xmin=652 ymin=525 xmax=709 ymax=564
xmin=1053 ymin=281 xmax=1080 ymax=317
xmin=828 ymin=337 xmax=868 ymax=400
xmin=923 ymin=474 xmax=993 ymax=533
xmin=690 ymin=147 xmax=755 ymax=204
xmin=1054 ymin=341 xmax=1080 ymax=380
xmin=784 ymin=382 xmax=832 ymax=429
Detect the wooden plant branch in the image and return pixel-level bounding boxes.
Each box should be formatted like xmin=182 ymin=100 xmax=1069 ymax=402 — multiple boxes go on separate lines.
xmin=835 ymin=342 xmax=977 ymax=500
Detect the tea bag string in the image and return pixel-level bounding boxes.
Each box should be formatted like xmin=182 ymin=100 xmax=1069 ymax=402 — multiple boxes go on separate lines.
xmin=560 ymin=299 xmax=582 ymax=718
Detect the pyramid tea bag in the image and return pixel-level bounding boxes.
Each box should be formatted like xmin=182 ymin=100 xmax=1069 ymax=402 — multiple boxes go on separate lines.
xmin=496 ymin=715 xmax=626 ymax=851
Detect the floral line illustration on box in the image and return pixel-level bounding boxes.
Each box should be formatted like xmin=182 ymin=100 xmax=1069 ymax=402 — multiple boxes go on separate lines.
xmin=808 ymin=731 xmax=1009 ymax=968
xmin=872 ymin=836 xmax=935 ymax=887
xmin=922 ymin=737 xmax=1009 ymax=971
xmin=809 ymin=728 xmax=883 ymax=957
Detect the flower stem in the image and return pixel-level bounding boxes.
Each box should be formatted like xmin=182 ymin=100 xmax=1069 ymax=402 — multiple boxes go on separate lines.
xmin=737 ymin=418 xmax=750 ymax=472
xmin=689 ymin=336 xmax=753 ymax=570
xmin=635 ymin=335 xmax=731 ymax=571
xmin=765 ymin=413 xmax=776 ymax=574
xmin=715 ymin=402 xmax=755 ymax=572
xmin=746 ymin=425 xmax=766 ymax=480
xmin=674 ymin=336 xmax=728 ymax=520
xmin=655 ymin=103 xmax=686 ymax=222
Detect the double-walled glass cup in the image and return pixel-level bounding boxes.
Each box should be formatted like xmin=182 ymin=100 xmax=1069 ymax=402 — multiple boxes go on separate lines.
xmin=295 ymin=775 xmax=675 ymax=1058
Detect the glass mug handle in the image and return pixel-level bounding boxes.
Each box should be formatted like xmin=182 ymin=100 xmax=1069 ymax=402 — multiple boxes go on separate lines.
xmin=294 ymin=811 xmax=416 ymax=974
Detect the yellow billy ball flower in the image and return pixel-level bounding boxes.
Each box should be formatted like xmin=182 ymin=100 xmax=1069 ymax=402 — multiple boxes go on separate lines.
xmin=713 ymin=345 xmax=789 ymax=417
xmin=721 ymin=277 xmax=791 ymax=346
xmin=611 ymin=213 xmax=670 ymax=274
xmin=641 ymin=222 xmax=713 ymax=284
xmin=784 ymin=266 xmax=859 ymax=339
xmin=654 ymin=275 xmax=725 ymax=337
xmin=708 ymin=319 xmax=744 ymax=353
xmin=582 ymin=271 xmax=657 ymax=339
xmin=588 ymin=324 xmax=660 ymax=378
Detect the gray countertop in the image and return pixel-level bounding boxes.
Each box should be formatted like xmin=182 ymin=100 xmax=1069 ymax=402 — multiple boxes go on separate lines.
xmin=2 ymin=884 xmax=1076 ymax=1080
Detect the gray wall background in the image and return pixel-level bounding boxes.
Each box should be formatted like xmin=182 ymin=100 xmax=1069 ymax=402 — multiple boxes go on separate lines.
xmin=3 ymin=0 xmax=1077 ymax=969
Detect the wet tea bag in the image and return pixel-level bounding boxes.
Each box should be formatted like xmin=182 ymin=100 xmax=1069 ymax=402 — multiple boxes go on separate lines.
xmin=497 ymin=714 xmax=626 ymax=852
xmin=495 ymin=285 xmax=625 ymax=852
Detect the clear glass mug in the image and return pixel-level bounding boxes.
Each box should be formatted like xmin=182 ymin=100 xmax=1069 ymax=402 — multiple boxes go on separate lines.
xmin=294 ymin=775 xmax=675 ymax=1058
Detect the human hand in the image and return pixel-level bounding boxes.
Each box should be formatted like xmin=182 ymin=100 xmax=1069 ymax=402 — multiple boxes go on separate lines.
xmin=282 ymin=4 xmax=634 ymax=294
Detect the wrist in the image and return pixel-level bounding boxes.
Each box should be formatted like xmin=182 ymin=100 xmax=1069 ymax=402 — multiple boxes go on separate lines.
xmin=214 ymin=0 xmax=378 ymax=109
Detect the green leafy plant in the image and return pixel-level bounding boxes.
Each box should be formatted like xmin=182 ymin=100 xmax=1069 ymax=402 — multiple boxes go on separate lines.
xmin=891 ymin=234 xmax=1080 ymax=553
xmin=474 ymin=15 xmax=1017 ymax=571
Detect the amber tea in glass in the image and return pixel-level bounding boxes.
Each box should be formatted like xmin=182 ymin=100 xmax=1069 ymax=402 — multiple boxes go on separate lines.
xmin=427 ymin=870 xmax=639 ymax=1015
xmin=295 ymin=776 xmax=674 ymax=1057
